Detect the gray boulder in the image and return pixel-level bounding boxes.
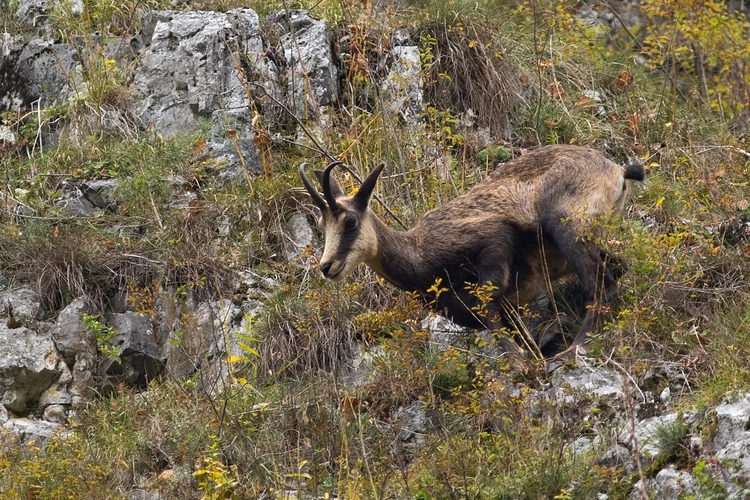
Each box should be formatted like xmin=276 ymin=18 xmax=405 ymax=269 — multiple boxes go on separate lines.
xmin=15 ymin=0 xmax=55 ymax=28
xmin=48 ymin=297 xmax=99 ymax=407
xmin=165 ymin=298 xmax=260 ymax=393
xmin=54 ymin=179 xmax=119 ymax=217
xmin=392 ymin=400 xmax=429 ymax=448
xmin=38 ymin=364 xmax=72 ymax=408
xmin=43 ymin=403 xmax=67 ymax=424
xmin=0 ymin=324 xmax=62 ymax=414
xmin=550 ymin=363 xmax=625 ymax=403
xmin=711 ymin=394 xmax=750 ymax=497
xmin=0 ymin=39 xmax=79 ymax=112
xmin=712 ymin=394 xmax=750 ymax=451
xmin=0 ymin=124 xmax=15 ymax=143
xmin=0 ymin=288 xmax=76 ymax=415
xmin=630 ymin=466 xmax=696 ymax=500
xmin=422 ymin=314 xmax=473 ymax=353
xmin=2 ymin=417 xmax=64 ymax=448
xmin=81 ymin=179 xmax=118 ymax=210
xmin=1 ymin=32 xmax=15 ymax=58
xmin=618 ymin=412 xmax=695 ymax=471
xmin=268 ymin=10 xmax=338 ymax=118
xmin=383 ymin=45 xmax=423 ymax=123
xmin=282 ymin=213 xmax=315 ymax=263
xmin=102 ymin=310 xmax=166 ymax=388
xmin=716 ymin=437 xmax=750 ymax=499
xmin=14 ymin=0 xmax=82 ymax=30
xmin=1 ymin=287 xmax=41 ymax=323
xmin=132 ymin=9 xmax=265 ymax=179
xmin=56 ymin=181 xmax=98 ymax=217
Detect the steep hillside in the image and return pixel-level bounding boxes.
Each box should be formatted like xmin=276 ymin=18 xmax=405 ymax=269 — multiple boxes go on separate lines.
xmin=1 ymin=0 xmax=750 ymax=498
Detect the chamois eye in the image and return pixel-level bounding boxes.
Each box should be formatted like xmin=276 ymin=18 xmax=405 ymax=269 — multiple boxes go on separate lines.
xmin=343 ymin=214 xmax=358 ymax=230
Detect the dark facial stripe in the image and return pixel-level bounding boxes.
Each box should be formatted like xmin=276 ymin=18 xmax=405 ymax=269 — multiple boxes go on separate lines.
xmin=333 ymin=223 xmax=361 ymax=262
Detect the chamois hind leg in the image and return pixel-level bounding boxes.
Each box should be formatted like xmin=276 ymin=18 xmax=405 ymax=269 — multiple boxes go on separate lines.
xmin=567 ymin=247 xmax=620 ymax=316
xmin=541 ymin=215 xmax=615 ymax=356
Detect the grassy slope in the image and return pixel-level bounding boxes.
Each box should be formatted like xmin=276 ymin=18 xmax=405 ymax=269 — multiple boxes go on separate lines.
xmin=1 ymin=0 xmax=750 ymax=498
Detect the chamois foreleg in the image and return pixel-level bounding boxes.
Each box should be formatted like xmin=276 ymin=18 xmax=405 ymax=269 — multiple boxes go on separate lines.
xmin=541 ymin=214 xmax=615 ymax=354
xmin=474 ymin=249 xmax=529 ymax=367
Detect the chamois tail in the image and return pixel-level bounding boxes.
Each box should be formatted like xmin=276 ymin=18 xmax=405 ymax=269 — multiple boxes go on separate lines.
xmin=624 ymin=163 xmax=646 ymax=182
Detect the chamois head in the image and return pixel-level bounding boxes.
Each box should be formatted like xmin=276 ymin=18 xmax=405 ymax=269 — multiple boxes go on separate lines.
xmin=300 ymin=161 xmax=384 ymax=281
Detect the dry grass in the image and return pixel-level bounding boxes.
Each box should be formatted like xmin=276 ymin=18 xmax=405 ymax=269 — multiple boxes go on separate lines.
xmin=423 ymin=20 xmax=521 ymax=141
xmin=0 ymin=207 xmax=239 ymax=313
xmin=256 ymin=267 xmax=402 ymax=378
xmin=0 ymin=223 xmax=159 ymax=312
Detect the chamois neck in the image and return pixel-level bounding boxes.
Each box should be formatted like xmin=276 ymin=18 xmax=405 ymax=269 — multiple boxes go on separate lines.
xmin=364 ymin=216 xmax=423 ymax=291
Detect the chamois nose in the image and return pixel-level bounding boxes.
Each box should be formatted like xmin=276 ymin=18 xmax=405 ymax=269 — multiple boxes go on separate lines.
xmin=320 ymin=261 xmax=333 ymax=278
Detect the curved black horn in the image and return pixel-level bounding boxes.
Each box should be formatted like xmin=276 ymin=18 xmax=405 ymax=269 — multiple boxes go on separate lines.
xmin=322 ymin=160 xmax=344 ymax=211
xmin=299 ymin=163 xmax=327 ymax=211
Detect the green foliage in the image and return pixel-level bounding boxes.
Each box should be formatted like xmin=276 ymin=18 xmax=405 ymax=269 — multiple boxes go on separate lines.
xmin=693 ymin=306 xmax=750 ymax=404
xmin=194 ymin=436 xmax=240 ymax=500
xmin=405 ymin=400 xmax=620 ymax=499
xmin=477 ymin=144 xmax=511 ymax=167
xmin=642 ymin=0 xmax=750 ymax=125
xmin=651 ymin=415 xmax=691 ymax=471
xmin=83 ymin=313 xmax=122 ymax=362
xmin=687 ymin=459 xmax=728 ymax=500
xmin=0 ymin=432 xmax=114 ymax=499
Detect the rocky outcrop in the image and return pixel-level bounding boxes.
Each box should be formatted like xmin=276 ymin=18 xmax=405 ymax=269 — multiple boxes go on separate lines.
xmin=282 ymin=213 xmax=316 ymax=263
xmin=14 ymin=0 xmax=81 ymax=30
xmin=0 ymin=282 xmax=263 ymax=421
xmin=128 ymin=8 xmax=340 ymax=181
xmin=2 ymin=417 xmax=64 ymax=449
xmin=631 ymin=466 xmax=697 ymax=500
xmin=0 ymin=288 xmax=59 ymax=414
xmin=0 ymin=39 xmax=78 ymax=111
xmin=711 ymin=395 xmax=750 ymax=498
xmin=102 ymin=310 xmax=165 ymax=388
xmin=1 ymin=8 xmax=340 ymax=178
xmin=133 ymin=10 xmax=265 ymax=180
xmin=266 ymin=10 xmax=338 ymax=118
xmin=165 ymin=297 xmax=261 ymax=395
xmin=383 ymin=45 xmax=423 ymax=123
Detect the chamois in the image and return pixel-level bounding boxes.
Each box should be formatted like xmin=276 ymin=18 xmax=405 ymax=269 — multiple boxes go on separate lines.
xmin=300 ymin=145 xmax=645 ymax=362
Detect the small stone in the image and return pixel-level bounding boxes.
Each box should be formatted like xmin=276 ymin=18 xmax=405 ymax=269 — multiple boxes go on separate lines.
xmin=43 ymin=404 xmax=67 ymax=424
xmin=282 ymin=213 xmax=315 ymax=264
xmin=660 ymin=386 xmax=671 ymax=405
xmin=158 ymin=469 xmax=174 ymax=481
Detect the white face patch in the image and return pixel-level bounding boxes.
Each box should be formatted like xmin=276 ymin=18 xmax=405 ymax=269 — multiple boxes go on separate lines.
xmin=318 ymin=206 xmax=378 ymax=281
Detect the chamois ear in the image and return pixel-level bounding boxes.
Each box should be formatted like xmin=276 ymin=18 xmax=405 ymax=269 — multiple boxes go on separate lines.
xmin=353 ymin=163 xmax=384 ymax=211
